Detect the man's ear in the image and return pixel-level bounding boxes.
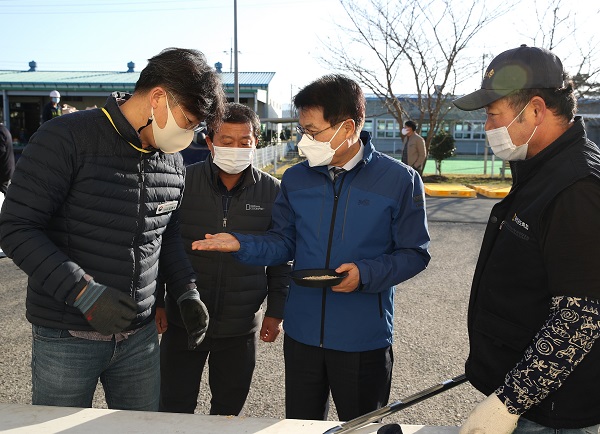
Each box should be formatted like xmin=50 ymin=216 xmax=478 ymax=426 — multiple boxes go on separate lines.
xmin=343 ymin=119 xmax=356 ymax=140
xmin=530 ymin=96 xmax=547 ymax=125
xmin=149 ymin=87 xmax=166 ymax=110
xmin=205 ymin=136 xmax=215 ymax=155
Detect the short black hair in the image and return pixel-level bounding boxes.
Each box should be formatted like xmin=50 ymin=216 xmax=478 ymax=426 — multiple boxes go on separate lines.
xmin=207 ymin=103 xmax=261 ymax=143
xmin=504 ymin=73 xmax=577 ymax=123
xmin=135 ymin=47 xmax=226 ymax=132
xmin=404 ymin=120 xmax=417 ymax=131
xmin=293 ymin=74 xmax=365 ymax=130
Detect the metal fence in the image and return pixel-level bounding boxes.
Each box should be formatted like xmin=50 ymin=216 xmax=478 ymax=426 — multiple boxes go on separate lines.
xmin=253 ymin=141 xmax=297 ymax=173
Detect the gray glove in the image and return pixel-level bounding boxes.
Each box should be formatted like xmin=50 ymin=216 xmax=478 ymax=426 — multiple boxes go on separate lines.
xmin=74 ymin=279 xmax=137 ymax=335
xmin=177 ymin=289 xmax=209 ymax=350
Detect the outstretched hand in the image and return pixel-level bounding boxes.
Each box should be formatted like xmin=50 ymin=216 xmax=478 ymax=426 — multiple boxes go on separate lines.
xmin=191 ymin=233 xmax=241 ymax=252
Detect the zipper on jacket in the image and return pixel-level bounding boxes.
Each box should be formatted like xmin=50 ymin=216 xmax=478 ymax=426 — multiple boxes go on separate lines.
xmin=211 ymin=188 xmax=235 ymax=336
xmin=319 ymin=173 xmax=346 ymax=347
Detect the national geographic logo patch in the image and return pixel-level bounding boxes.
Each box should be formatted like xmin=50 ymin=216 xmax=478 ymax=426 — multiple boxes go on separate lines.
xmin=246 ymin=204 xmax=264 ymax=211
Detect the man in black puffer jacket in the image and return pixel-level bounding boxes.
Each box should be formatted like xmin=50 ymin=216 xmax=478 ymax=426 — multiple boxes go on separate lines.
xmin=0 ymin=48 xmax=225 ymax=411
xmin=156 ymin=103 xmax=290 ymax=415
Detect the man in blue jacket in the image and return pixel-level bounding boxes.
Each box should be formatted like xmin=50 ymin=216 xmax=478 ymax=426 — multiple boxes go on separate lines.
xmin=0 ymin=48 xmax=225 ymax=411
xmin=192 ymin=74 xmax=430 ymax=421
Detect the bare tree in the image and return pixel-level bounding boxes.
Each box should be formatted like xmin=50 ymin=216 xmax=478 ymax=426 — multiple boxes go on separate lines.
xmin=322 ymin=0 xmax=514 ymax=167
xmin=529 ymin=0 xmax=600 ymax=98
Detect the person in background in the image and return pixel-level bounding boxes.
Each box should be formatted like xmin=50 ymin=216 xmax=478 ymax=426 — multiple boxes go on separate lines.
xmin=401 ymin=120 xmax=427 ymax=176
xmin=156 ymin=102 xmax=289 ymax=415
xmin=0 ymin=123 xmax=14 ymax=196
xmin=0 ymin=47 xmax=225 ymax=411
xmin=454 ymin=45 xmax=600 ymax=434
xmin=0 ymin=123 xmax=14 ymax=259
xmin=180 ymin=130 xmax=211 ymax=165
xmin=42 ymin=90 xmax=62 ymax=123
xmin=190 ymin=74 xmax=430 ymax=422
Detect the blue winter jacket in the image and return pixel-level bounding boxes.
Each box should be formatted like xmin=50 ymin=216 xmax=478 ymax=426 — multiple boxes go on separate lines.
xmin=233 ymin=132 xmax=430 ymax=351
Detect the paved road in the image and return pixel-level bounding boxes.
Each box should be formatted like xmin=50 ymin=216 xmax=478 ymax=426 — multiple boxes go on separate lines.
xmin=0 ymin=196 xmax=499 ymax=427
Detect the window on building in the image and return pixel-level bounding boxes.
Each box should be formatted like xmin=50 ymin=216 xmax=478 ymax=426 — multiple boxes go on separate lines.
xmin=363 ymin=119 xmax=373 ymax=133
xmin=454 ymin=121 xmax=485 ymax=140
xmin=376 ymin=119 xmax=401 ymax=138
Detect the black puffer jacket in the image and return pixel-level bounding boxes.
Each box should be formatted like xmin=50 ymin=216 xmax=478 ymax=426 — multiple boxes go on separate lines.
xmin=0 ymin=93 xmax=195 ymax=330
xmin=162 ymin=157 xmax=289 ymax=338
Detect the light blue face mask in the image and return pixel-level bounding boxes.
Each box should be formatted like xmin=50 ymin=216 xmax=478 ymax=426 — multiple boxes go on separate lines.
xmin=51 ymin=97 xmax=60 ymax=104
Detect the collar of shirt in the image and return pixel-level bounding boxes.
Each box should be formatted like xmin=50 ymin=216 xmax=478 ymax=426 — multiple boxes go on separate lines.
xmin=328 ymin=140 xmax=364 ymax=174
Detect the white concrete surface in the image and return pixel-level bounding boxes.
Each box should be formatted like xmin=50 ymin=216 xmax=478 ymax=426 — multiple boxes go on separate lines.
xmin=0 ymin=403 xmax=459 ymax=433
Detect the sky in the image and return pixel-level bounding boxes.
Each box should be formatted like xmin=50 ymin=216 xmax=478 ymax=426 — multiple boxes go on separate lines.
xmin=1 ymin=0 xmax=598 ymax=107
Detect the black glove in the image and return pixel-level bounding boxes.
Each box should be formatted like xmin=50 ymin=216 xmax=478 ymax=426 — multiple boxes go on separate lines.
xmin=74 ymin=279 xmax=138 ymax=335
xmin=177 ymin=289 xmax=209 ymax=350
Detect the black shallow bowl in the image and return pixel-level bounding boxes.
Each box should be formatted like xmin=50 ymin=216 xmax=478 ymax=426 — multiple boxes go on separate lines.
xmin=289 ymin=269 xmax=348 ymax=288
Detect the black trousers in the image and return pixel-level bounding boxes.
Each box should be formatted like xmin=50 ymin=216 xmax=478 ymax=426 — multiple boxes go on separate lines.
xmin=284 ymin=334 xmax=393 ymax=421
xmin=159 ymin=324 xmax=256 ymax=415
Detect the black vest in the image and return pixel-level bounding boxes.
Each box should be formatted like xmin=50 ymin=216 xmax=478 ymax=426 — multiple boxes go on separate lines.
xmin=466 ymin=117 xmax=600 ymax=428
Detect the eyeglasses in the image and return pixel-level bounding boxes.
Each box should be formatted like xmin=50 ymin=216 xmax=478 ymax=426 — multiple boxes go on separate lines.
xmin=168 ymin=91 xmax=202 ymax=132
xmin=296 ymin=121 xmax=343 ymax=141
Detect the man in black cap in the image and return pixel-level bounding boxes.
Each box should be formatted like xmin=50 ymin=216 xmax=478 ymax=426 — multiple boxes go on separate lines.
xmin=454 ymin=45 xmax=600 ymax=433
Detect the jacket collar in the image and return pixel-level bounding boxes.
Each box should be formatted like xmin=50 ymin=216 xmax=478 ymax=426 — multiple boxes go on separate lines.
xmin=205 ymin=153 xmax=257 ymax=191
xmin=511 ymin=116 xmax=586 ymax=185
xmin=360 ymin=130 xmax=375 ymax=165
xmin=104 ymin=92 xmax=152 ymax=153
xmin=303 ymin=130 xmax=376 ymax=176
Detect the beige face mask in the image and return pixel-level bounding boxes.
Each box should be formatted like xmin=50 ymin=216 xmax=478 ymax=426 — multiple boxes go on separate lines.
xmin=486 ymin=101 xmax=537 ymax=161
xmin=151 ymin=97 xmax=195 ymax=154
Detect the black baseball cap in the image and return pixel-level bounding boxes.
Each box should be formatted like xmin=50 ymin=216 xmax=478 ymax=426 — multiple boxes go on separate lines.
xmin=453 ymin=45 xmax=565 ymax=111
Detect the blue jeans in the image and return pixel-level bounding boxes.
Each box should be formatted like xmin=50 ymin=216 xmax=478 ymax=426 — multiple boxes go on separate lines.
xmin=31 ymin=321 xmax=160 ymax=410
xmin=515 ymin=418 xmax=600 ymax=434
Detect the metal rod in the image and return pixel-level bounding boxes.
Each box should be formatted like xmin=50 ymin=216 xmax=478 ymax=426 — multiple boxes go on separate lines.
xmin=233 ymin=0 xmax=239 ymax=103
xmin=323 ymin=374 xmax=467 ymax=434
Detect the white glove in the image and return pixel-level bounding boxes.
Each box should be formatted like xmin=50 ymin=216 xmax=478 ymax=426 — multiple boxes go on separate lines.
xmin=460 ymin=393 xmax=519 ymax=434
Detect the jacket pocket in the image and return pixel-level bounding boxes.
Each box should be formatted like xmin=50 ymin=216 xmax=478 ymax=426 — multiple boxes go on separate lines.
xmin=473 ymin=308 xmax=536 ymax=352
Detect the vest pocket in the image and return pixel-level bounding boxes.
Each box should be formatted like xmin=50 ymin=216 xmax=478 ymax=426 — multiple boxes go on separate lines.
xmin=473 ymin=308 xmax=537 ymax=352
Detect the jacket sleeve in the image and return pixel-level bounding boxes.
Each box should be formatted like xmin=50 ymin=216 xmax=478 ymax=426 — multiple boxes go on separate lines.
xmin=355 ymin=172 xmax=430 ymax=293
xmin=159 ymin=208 xmax=197 ymax=301
xmin=0 ymin=121 xmax=87 ymax=305
xmin=496 ymin=296 xmax=600 ymax=415
xmin=414 ymin=136 xmax=427 ymax=169
xmin=264 ymin=261 xmax=291 ymax=319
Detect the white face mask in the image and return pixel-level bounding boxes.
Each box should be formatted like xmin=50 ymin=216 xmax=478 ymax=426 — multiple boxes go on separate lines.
xmin=486 ymin=102 xmax=537 ymax=161
xmin=401 ymin=128 xmax=409 ymax=135
xmin=212 ymin=145 xmax=255 ymax=174
xmin=51 ymin=97 xmax=60 ymax=104
xmin=151 ymin=97 xmax=195 ymax=154
xmin=297 ymin=123 xmax=345 ymax=167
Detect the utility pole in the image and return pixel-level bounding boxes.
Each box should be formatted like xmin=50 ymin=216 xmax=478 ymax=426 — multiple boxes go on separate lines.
xmin=233 ymin=0 xmax=239 ymax=103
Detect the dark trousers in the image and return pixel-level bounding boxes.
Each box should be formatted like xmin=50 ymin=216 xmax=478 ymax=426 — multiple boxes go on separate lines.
xmin=159 ymin=324 xmax=256 ymax=415
xmin=284 ymin=335 xmax=393 ymax=421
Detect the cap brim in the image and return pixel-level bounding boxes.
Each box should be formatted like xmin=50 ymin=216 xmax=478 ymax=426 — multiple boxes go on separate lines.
xmin=453 ymin=88 xmax=513 ymax=111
